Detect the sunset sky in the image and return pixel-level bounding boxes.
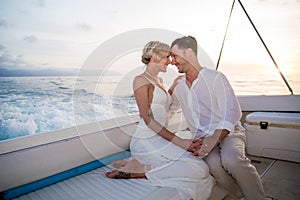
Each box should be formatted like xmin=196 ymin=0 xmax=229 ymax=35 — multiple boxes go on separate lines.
xmin=1 ymin=0 xmax=299 ymax=85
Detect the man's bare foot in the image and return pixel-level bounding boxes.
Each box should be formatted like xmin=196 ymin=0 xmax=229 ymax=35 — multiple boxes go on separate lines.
xmin=111 ymin=160 xmax=128 ymax=169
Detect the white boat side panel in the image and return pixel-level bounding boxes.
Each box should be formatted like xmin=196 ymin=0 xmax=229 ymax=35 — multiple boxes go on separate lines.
xmin=78 ymin=124 xmax=136 ymax=160
xmin=0 ymin=136 xmax=93 ymax=191
xmin=0 ymin=114 xmax=140 ymax=154
xmin=0 ymin=122 xmax=137 ymax=191
xmin=238 ymin=95 xmax=300 ymax=112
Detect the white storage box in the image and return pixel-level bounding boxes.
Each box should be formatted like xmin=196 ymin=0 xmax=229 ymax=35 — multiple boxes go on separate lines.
xmin=244 ymin=112 xmax=300 ymax=163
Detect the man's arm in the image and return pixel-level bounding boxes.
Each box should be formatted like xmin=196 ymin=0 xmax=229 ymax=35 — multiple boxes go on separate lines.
xmin=214 ymin=73 xmax=242 ymax=132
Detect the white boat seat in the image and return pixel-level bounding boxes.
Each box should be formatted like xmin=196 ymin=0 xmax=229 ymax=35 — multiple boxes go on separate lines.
xmin=244 ymin=112 xmax=300 ymax=163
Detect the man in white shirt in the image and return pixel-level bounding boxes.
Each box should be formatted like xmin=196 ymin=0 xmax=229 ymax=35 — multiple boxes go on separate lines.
xmin=169 ymin=36 xmax=265 ymax=200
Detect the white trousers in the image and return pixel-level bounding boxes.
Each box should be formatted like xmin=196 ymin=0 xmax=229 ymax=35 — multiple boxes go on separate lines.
xmin=204 ymin=125 xmax=265 ymax=200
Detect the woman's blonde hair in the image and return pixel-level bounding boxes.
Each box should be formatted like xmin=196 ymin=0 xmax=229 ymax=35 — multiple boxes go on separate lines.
xmin=141 ymin=41 xmax=170 ymax=64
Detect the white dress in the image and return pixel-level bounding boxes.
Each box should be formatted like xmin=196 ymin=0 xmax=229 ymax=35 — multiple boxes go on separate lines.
xmin=130 ymin=85 xmax=214 ymax=200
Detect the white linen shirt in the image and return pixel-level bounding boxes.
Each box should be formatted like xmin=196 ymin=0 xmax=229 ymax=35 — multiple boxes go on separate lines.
xmin=170 ymin=67 xmax=242 ymax=138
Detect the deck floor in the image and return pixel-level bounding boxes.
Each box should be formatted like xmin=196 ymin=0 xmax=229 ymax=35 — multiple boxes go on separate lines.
xmin=12 ymin=163 xmax=184 ymax=200
xmin=260 ymin=159 xmax=300 ymax=200
xmin=223 ymin=155 xmax=300 ymax=200
xmin=12 ymin=156 xmax=300 ymax=200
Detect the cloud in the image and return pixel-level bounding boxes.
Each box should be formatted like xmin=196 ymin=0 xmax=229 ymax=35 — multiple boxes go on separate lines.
xmin=0 ymin=45 xmax=33 ymax=69
xmin=23 ymin=35 xmax=38 ymax=43
xmin=75 ymin=23 xmax=92 ymax=31
xmin=0 ymin=18 xmax=7 ymax=27
xmin=34 ymin=0 xmax=46 ymax=7
xmin=0 ymin=44 xmax=5 ymax=51
xmin=18 ymin=9 xmax=30 ymax=15
xmin=0 ymin=45 xmax=77 ymax=76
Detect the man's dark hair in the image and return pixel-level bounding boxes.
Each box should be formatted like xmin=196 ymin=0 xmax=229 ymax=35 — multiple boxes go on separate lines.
xmin=171 ymin=35 xmax=198 ymax=55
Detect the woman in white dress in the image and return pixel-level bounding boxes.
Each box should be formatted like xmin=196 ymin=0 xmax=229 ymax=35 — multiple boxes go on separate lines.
xmin=106 ymin=41 xmax=214 ymax=200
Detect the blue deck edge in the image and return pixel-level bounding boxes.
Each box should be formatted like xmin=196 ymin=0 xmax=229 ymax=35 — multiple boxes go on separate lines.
xmin=1 ymin=150 xmax=131 ymax=200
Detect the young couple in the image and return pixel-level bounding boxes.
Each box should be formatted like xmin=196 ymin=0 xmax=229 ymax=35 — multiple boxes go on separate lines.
xmin=106 ymin=36 xmax=265 ymax=200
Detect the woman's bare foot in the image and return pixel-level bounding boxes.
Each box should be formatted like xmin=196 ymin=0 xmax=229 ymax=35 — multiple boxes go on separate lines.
xmin=106 ymin=159 xmax=151 ymax=179
xmin=105 ymin=170 xmax=146 ymax=179
xmin=111 ymin=160 xmax=128 ymax=169
xmin=106 ymin=170 xmax=132 ymax=179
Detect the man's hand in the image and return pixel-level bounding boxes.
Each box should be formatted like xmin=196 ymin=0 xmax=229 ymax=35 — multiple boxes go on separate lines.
xmin=188 ymin=138 xmax=204 ymax=152
xmin=192 ymin=129 xmax=226 ymax=158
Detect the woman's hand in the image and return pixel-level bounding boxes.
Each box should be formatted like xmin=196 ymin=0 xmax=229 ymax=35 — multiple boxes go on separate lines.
xmin=172 ymin=137 xmax=195 ymax=151
xmin=192 ymin=130 xmax=223 ymax=158
xmin=188 ymin=138 xmax=204 ymax=153
xmin=168 ymin=75 xmax=183 ymax=95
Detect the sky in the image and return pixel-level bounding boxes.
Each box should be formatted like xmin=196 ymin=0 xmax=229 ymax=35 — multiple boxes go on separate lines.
xmin=0 ymin=0 xmax=299 ymax=84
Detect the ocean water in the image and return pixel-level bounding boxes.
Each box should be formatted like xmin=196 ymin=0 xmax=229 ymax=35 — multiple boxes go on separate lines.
xmin=0 ymin=75 xmax=299 ymax=141
xmin=0 ymin=76 xmax=137 ymax=141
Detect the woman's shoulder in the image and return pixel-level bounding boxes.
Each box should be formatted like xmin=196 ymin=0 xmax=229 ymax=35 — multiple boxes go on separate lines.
xmin=134 ymin=73 xmax=149 ymax=83
xmin=133 ymin=74 xmax=152 ymax=90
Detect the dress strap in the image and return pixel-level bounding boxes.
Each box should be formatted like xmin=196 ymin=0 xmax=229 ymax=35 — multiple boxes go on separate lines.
xmin=142 ymin=74 xmax=155 ymax=84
